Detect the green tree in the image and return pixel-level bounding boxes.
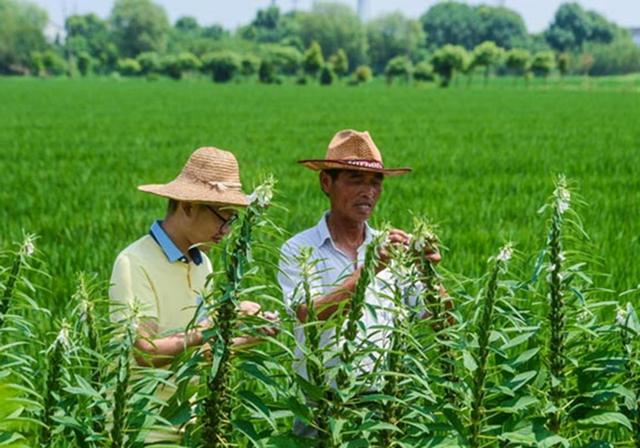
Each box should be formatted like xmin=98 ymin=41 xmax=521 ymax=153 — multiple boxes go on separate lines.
xmin=367 ymin=12 xmax=425 ymax=73
xmin=295 ymin=2 xmax=367 ymax=68
xmin=110 ymin=0 xmax=170 ymax=58
xmin=413 ymin=61 xmax=435 ymax=82
xmin=65 ymin=14 xmax=110 ymax=59
xmin=328 ymin=48 xmax=349 ymax=77
xmin=136 ymin=51 xmax=160 ymax=74
xmin=160 ymin=52 xmax=200 ymax=79
xmin=476 ymin=6 xmax=528 ymax=49
xmin=77 ymin=51 xmax=92 ymax=76
xmin=258 ymin=59 xmax=277 ymax=84
xmin=303 ymin=41 xmax=324 ymax=77
xmin=557 ymin=52 xmax=570 ymax=76
xmin=0 ymin=0 xmax=48 ymax=74
xmin=354 ymin=64 xmax=372 ymax=83
xmin=471 ymin=41 xmax=504 ymax=83
xmin=420 ymin=2 xmax=481 ymax=50
xmin=385 ymin=55 xmax=413 ymax=85
xmin=262 ymin=44 xmax=302 ymax=75
xmin=319 ymin=64 xmax=336 ymax=85
xmin=584 ymin=38 xmax=640 ymax=76
xmin=202 ymin=51 xmax=241 ymax=83
xmin=504 ymin=48 xmax=530 ymax=81
xmin=530 ymin=51 xmax=555 ymax=77
xmin=240 ymin=54 xmax=260 ymax=77
xmin=431 ymin=44 xmax=469 ymax=87
xmin=116 ymin=58 xmax=141 ymax=76
xmin=544 ymin=2 xmax=618 ymax=51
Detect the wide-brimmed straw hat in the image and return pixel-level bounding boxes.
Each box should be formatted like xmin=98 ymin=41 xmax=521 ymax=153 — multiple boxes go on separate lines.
xmin=298 ymin=129 xmax=411 ymax=176
xmin=138 ymin=147 xmax=249 ymax=207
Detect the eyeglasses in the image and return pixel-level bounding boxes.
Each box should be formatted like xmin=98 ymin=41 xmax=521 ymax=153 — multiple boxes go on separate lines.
xmin=205 ymin=205 xmax=237 ymax=230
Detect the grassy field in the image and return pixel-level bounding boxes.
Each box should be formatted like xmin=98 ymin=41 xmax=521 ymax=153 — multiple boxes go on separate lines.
xmin=1 ymin=77 xmax=638 ymax=299
xmin=1 ymin=76 xmax=640 ymax=446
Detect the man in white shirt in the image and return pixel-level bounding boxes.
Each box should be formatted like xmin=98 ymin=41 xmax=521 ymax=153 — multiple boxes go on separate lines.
xmin=278 ymin=130 xmax=442 ymax=435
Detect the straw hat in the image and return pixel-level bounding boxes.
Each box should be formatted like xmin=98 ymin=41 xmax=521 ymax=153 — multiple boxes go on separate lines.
xmin=138 ymin=147 xmax=249 ymax=207
xmin=298 ymin=129 xmax=411 ymax=176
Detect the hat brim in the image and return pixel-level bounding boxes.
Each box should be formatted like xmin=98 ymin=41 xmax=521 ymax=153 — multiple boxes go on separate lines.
xmin=298 ymin=159 xmax=411 ymax=176
xmin=138 ymin=180 xmax=249 ymax=207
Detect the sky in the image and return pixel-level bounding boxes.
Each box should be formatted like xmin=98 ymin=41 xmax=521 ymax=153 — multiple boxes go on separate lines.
xmin=35 ymin=0 xmax=639 ymax=36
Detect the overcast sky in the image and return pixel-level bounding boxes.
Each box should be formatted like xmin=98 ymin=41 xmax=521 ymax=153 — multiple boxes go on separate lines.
xmin=35 ymin=0 xmax=639 ymax=35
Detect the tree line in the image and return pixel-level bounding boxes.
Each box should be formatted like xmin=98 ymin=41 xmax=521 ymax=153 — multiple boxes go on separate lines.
xmin=1 ymin=0 xmax=639 ymax=86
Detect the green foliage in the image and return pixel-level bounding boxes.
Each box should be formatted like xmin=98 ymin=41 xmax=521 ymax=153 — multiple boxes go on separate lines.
xmin=160 ymin=52 xmax=201 ymax=80
xmin=302 ymin=40 xmax=324 ymax=78
xmin=476 ymin=5 xmax=529 ymax=49
xmin=413 ymin=61 xmax=435 ymax=82
xmin=261 ymin=44 xmax=302 ymax=76
xmin=354 ymin=64 xmax=372 ymax=83
xmin=431 ymin=44 xmax=469 ymax=87
xmin=77 ymin=52 xmax=92 ymax=76
xmin=109 ymin=0 xmax=170 ymax=58
xmin=202 ymin=51 xmax=241 ymax=83
xmin=116 ymin=58 xmax=141 ymax=76
xmin=258 ymin=59 xmax=277 ymax=84
xmin=240 ymin=54 xmax=260 ymax=77
xmin=471 ymin=40 xmax=504 ymax=81
xmin=531 ymin=51 xmax=556 ymax=77
xmin=583 ymin=38 xmax=640 ymax=76
xmin=505 ymin=48 xmax=531 ymax=76
xmin=0 ymin=0 xmax=48 ymax=74
xmin=385 ymin=55 xmax=413 ymax=84
xmin=319 ymin=64 xmax=336 ymax=85
xmin=328 ymin=48 xmax=348 ymax=77
xmin=545 ymin=2 xmax=620 ymax=52
xmin=367 ymin=12 xmax=425 ymax=73
xmin=557 ymin=52 xmax=570 ymax=76
xmin=295 ymin=2 xmax=367 ymax=68
xmin=420 ymin=1 xmax=481 ymax=50
xmin=136 ymin=51 xmax=160 ymax=75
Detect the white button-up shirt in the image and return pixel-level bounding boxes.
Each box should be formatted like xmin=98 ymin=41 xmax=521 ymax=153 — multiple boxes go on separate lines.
xmin=278 ymin=212 xmax=419 ymax=380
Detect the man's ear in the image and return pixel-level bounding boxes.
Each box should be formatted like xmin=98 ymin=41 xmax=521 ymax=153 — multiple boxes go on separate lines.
xmin=319 ymin=172 xmax=331 ymax=197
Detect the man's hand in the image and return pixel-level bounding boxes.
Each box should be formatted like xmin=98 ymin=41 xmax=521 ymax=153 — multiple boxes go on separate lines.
xmin=376 ymin=228 xmax=411 ymax=272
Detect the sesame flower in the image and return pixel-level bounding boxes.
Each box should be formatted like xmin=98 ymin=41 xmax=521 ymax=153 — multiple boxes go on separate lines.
xmin=22 ymin=235 xmax=35 ymax=257
xmin=554 ymin=176 xmax=571 ymax=215
xmin=248 ymin=176 xmax=275 ymax=208
xmin=497 ymin=243 xmax=514 ymax=262
xmin=616 ymin=307 xmax=628 ymax=327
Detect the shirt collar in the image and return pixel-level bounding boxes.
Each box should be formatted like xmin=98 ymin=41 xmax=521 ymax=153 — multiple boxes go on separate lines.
xmin=149 ymin=220 xmax=203 ymax=265
xmin=314 ymin=211 xmax=374 ymax=250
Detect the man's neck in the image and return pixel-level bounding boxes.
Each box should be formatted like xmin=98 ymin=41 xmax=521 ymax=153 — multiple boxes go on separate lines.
xmin=161 ymin=215 xmax=192 ymax=261
xmin=326 ymin=211 xmax=366 ymax=259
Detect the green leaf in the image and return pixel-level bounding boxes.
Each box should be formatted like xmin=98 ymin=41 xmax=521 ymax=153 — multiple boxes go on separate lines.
xmin=462 ymin=350 xmax=477 ymax=372
xmin=577 ymin=411 xmax=632 ymax=431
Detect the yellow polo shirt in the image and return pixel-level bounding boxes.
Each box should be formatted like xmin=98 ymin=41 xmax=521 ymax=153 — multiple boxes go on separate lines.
xmin=109 ymin=235 xmax=212 ymax=335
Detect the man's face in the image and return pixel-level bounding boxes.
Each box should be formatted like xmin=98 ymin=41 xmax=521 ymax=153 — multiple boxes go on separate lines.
xmin=181 ymin=203 xmax=236 ymax=252
xmin=321 ymin=170 xmax=383 ymax=222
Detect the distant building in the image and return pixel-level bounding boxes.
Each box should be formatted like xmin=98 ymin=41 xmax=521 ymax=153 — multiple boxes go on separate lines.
xmin=630 ymin=28 xmax=640 ymax=46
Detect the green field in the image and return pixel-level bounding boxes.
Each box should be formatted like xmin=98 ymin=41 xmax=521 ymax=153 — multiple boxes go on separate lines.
xmin=2 ymin=76 xmax=640 ymax=446
xmin=1 ymin=77 xmax=638 ymax=297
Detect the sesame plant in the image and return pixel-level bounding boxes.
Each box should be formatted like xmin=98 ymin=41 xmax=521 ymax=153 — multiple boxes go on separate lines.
xmin=2 ymin=175 xmax=640 ymax=447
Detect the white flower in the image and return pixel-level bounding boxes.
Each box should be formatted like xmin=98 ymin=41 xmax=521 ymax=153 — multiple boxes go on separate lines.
xmin=55 ymin=326 xmax=71 ymax=350
xmin=577 ymin=309 xmax=591 ymax=322
xmin=22 ymin=236 xmax=35 ymax=257
xmin=497 ymin=243 xmax=514 ymax=262
xmin=548 ymin=263 xmax=556 ymax=272
xmin=554 ymin=177 xmax=571 ymax=215
xmin=249 ymin=176 xmax=275 ymax=208
xmin=616 ymin=308 xmax=628 ymax=326
xmin=373 ymin=229 xmax=390 ymax=254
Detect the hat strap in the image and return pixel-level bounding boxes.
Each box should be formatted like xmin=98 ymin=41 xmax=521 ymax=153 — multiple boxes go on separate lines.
xmin=343 ymin=159 xmax=384 ymax=169
xmin=207 ymin=181 xmax=242 ymax=191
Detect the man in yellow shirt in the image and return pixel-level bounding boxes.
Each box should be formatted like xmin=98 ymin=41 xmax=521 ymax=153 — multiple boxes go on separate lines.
xmin=109 ymin=147 xmax=276 ymax=441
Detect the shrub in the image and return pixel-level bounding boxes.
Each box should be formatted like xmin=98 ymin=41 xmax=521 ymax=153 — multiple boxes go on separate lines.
xmin=77 ymin=52 xmax=92 ymax=77
xmin=431 ymin=44 xmax=469 ymax=87
xmin=319 ymin=65 xmax=336 ymax=85
xmin=116 ymin=58 xmax=141 ymax=76
xmin=240 ymin=54 xmax=261 ymax=77
xmin=385 ymin=55 xmax=413 ymax=84
xmin=202 ymin=51 xmax=241 ymax=83
xmin=531 ymin=51 xmax=556 ymax=77
xmin=354 ymin=64 xmax=372 ymax=83
xmin=414 ymin=61 xmax=435 ymax=82
xmin=136 ymin=52 xmax=161 ymax=75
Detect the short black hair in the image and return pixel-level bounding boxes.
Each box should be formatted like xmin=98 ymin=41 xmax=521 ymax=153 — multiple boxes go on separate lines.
xmin=167 ymin=198 xmax=179 ymax=216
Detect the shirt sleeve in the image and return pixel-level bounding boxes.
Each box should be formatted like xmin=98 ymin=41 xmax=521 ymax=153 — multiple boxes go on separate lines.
xmin=277 ymin=240 xmax=306 ymax=313
xmin=109 ymin=253 xmax=159 ymax=323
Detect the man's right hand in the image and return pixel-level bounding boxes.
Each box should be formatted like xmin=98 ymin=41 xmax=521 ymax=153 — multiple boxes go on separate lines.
xmin=376 ymin=228 xmax=411 ymax=272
